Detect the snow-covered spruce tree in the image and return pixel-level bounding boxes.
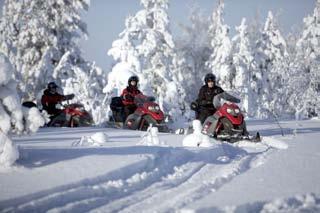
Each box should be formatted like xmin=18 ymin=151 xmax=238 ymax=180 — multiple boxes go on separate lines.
xmin=105 ymin=14 xmax=145 ymax=95
xmin=0 ymin=1 xmax=26 ymax=93
xmin=247 ymin=10 xmax=263 ymax=49
xmin=0 ymin=0 xmax=59 ymax=100
xmin=105 ymin=0 xmax=187 ymax=122
xmin=53 ymin=51 xmax=107 ymax=125
xmin=254 ymin=11 xmax=288 ymax=118
xmin=232 ymin=18 xmax=258 ymax=117
xmin=0 ymin=0 xmax=107 ymax=125
xmin=284 ymin=32 xmax=309 ymax=119
xmin=0 ymin=53 xmax=45 ymax=168
xmin=175 ymin=6 xmax=211 ymax=103
xmin=295 ymin=0 xmax=320 ymax=117
xmin=43 ymin=0 xmax=107 ymax=125
xmin=206 ymin=0 xmax=234 ymax=90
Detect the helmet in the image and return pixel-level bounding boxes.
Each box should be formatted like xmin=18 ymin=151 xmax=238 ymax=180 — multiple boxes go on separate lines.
xmin=204 ymin=73 xmax=216 ymax=84
xmin=128 ymin=75 xmax=139 ymax=84
xmin=47 ymin=82 xmax=58 ymax=89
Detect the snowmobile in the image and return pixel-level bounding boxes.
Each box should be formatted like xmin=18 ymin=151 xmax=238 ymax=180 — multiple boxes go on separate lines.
xmin=195 ymin=92 xmax=261 ymax=143
xmin=23 ymin=101 xmax=93 ymax=127
xmin=47 ymin=103 xmax=93 ymax=127
xmin=109 ymin=94 xmax=169 ymax=132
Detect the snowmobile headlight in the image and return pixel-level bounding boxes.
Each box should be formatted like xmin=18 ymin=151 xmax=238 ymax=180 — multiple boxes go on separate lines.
xmin=148 ymin=106 xmax=155 ymax=111
xmin=234 ymin=108 xmax=240 ymax=114
xmin=148 ymin=105 xmax=160 ymax=112
xmin=226 ymin=108 xmax=233 ymax=114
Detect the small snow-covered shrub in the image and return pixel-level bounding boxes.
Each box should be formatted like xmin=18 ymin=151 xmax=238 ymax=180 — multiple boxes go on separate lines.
xmin=0 ymin=53 xmax=45 ymax=168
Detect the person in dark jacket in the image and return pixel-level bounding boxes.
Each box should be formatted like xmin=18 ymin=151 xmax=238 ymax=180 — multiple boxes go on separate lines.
xmin=121 ymin=76 xmax=143 ymax=119
xmin=41 ymin=82 xmax=74 ymax=117
xmin=196 ymin=73 xmax=224 ymax=123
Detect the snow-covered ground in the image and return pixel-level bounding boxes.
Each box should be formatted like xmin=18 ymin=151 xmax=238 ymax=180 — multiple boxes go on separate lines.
xmin=1 ymin=119 xmax=320 ymax=212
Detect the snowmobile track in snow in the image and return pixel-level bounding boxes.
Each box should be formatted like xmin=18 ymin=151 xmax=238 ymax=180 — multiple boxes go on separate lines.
xmin=1 ymin=142 xmax=276 ymax=213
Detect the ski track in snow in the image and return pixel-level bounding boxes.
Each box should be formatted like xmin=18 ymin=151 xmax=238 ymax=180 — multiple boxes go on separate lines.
xmin=1 ymin=138 xmax=280 ymax=213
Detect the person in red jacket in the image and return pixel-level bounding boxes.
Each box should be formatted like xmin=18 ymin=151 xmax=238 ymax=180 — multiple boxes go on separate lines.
xmin=121 ymin=76 xmax=143 ymax=119
xmin=41 ymin=82 xmax=74 ymax=117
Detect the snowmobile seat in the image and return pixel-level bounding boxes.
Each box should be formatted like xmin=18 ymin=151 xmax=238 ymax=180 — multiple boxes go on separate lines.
xmin=110 ymin=97 xmax=124 ymax=111
xmin=22 ymin=101 xmax=37 ymax=108
xmin=110 ymin=97 xmax=125 ymax=122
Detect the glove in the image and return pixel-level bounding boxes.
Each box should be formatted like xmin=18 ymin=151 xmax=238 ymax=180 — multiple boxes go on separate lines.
xmin=65 ymin=94 xmax=75 ymax=100
xmin=190 ymin=101 xmax=199 ymax=111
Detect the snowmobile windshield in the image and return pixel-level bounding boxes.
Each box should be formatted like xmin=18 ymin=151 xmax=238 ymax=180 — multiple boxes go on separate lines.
xmin=213 ymin=92 xmax=240 ymax=109
xmin=134 ymin=94 xmax=155 ymax=106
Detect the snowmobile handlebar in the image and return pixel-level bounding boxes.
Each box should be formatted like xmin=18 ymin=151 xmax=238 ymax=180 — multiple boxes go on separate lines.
xmin=213 ymin=92 xmax=240 ymax=109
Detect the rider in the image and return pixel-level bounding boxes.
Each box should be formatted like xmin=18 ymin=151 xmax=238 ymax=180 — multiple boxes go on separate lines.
xmin=196 ymin=73 xmax=224 ymax=124
xmin=41 ymin=82 xmax=75 ymax=117
xmin=121 ymin=76 xmax=143 ymax=120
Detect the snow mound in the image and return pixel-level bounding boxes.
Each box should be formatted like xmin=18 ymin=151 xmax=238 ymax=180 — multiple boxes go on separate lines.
xmin=91 ymin=132 xmax=109 ymax=144
xmin=0 ymin=132 xmax=19 ymax=167
xmin=73 ymin=132 xmax=109 ymax=147
xmin=234 ymin=136 xmax=288 ymax=153
xmin=235 ymin=140 xmax=269 ymax=153
xmin=262 ymin=136 xmax=288 ymax=149
xmin=182 ymin=120 xmax=216 ymax=147
xmin=261 ymin=193 xmax=320 ymax=212
xmin=228 ymin=193 xmax=320 ymax=213
xmin=139 ymin=126 xmax=166 ymax=146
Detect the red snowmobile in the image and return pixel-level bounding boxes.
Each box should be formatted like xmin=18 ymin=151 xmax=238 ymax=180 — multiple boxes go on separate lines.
xmin=110 ymin=94 xmax=169 ymax=132
xmin=200 ymin=92 xmax=260 ymax=143
xmin=47 ymin=103 xmax=93 ymax=127
xmin=22 ymin=102 xmax=93 ymax=127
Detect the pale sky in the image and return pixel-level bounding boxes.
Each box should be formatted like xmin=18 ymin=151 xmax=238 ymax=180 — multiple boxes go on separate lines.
xmin=0 ymin=0 xmax=317 ymax=72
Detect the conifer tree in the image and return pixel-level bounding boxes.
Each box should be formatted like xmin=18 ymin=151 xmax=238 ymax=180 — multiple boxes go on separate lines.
xmin=296 ymin=0 xmax=320 ymax=117
xmin=175 ymin=6 xmax=211 ymax=103
xmin=254 ymin=11 xmax=288 ymax=118
xmin=105 ymin=0 xmax=186 ymax=121
xmin=206 ymin=0 xmax=234 ymax=90
xmin=232 ymin=18 xmax=257 ymax=117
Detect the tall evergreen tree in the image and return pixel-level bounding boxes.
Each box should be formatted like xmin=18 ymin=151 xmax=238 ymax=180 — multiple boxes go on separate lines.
xmin=105 ymin=0 xmax=186 ymax=121
xmin=296 ymin=0 xmax=320 ymax=117
xmin=206 ymin=0 xmax=234 ymax=90
xmin=0 ymin=0 xmax=107 ymax=124
xmin=175 ymin=6 xmax=211 ymax=103
xmin=254 ymin=11 xmax=288 ymax=118
xmin=232 ymin=18 xmax=258 ymax=117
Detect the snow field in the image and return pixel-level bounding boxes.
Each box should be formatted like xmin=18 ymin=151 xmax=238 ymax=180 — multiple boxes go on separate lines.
xmin=2 ymin=118 xmax=314 ymax=212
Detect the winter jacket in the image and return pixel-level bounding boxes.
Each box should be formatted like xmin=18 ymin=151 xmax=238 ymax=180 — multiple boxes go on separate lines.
xmin=197 ymin=85 xmax=224 ymax=110
xmin=41 ymin=89 xmax=73 ymax=115
xmin=121 ymin=86 xmax=142 ymax=106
